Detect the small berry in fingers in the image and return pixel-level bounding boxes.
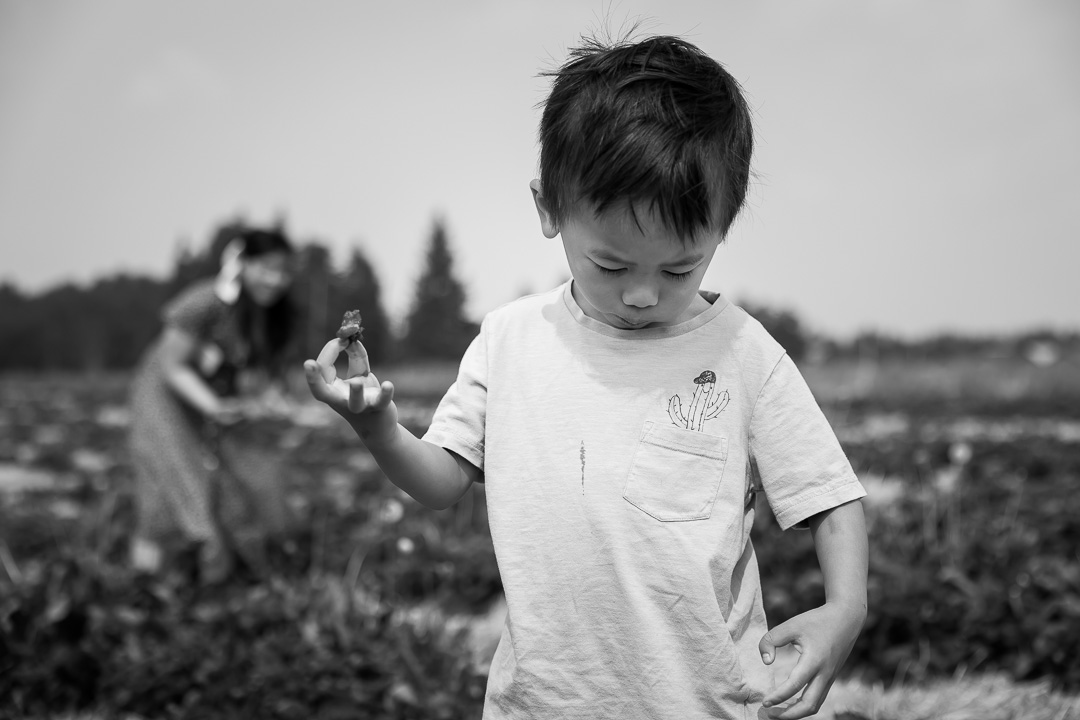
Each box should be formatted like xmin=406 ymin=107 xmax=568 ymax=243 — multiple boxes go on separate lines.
xmin=336 ymin=309 xmax=364 ymax=343
xmin=336 ymin=309 xmax=370 ymax=376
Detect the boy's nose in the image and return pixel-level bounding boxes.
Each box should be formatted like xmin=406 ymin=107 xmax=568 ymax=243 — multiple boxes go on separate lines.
xmin=622 ymin=283 xmax=659 ymax=308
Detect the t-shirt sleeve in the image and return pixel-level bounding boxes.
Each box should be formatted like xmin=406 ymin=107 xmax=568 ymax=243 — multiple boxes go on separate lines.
xmin=749 ymin=354 xmax=865 ymax=530
xmin=421 ymin=320 xmax=488 ymax=475
xmin=162 ymin=282 xmax=218 ymax=337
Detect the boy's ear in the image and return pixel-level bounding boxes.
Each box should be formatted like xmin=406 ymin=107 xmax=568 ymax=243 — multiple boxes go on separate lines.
xmin=529 ymin=179 xmax=559 ymax=239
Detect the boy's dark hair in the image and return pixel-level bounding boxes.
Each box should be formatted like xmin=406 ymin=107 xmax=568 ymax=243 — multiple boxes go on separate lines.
xmin=539 ymin=34 xmax=753 ymax=242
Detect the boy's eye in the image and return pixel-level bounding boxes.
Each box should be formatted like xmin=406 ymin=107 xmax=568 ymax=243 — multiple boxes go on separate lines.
xmin=664 ymin=269 xmax=695 ymax=281
xmin=593 ymin=262 xmax=625 ymax=277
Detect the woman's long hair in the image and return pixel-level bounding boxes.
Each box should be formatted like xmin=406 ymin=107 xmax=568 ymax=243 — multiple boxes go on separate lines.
xmin=232 ymin=228 xmax=296 ymax=374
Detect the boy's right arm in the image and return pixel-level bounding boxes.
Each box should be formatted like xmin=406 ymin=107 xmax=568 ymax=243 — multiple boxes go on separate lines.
xmin=304 ymin=338 xmax=479 ymax=511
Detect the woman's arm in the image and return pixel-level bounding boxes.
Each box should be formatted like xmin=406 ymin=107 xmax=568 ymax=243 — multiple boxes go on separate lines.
xmin=158 ymin=326 xmax=238 ymax=421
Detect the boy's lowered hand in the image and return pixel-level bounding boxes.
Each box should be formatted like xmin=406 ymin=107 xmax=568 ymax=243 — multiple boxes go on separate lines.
xmin=304 ymin=337 xmax=398 ymax=445
xmin=757 ymin=599 xmax=864 ymax=718
xmin=759 ymin=499 xmax=868 ymax=718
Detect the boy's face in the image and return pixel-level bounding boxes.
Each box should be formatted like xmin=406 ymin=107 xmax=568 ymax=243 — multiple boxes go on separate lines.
xmin=530 ymin=180 xmax=721 ymax=329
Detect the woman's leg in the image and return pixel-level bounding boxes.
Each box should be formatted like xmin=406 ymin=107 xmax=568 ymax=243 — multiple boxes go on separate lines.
xmin=129 ymin=385 xmax=229 ymax=581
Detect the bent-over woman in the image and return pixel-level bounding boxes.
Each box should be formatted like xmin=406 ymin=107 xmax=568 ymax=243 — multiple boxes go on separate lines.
xmin=128 ymin=226 xmax=296 ymax=583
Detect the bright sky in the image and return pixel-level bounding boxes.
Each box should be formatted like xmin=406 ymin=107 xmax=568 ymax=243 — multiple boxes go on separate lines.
xmin=1 ymin=0 xmax=1077 ymax=339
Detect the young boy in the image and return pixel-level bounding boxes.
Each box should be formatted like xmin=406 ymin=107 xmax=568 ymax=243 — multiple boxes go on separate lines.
xmin=306 ymin=34 xmax=867 ymax=720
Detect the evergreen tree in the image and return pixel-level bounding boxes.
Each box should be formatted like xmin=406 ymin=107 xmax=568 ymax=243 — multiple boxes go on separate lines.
xmin=84 ymin=274 xmax=171 ymax=369
xmin=291 ymin=242 xmax=334 ymax=362
xmin=332 ymin=247 xmax=393 ymax=364
xmin=0 ymin=283 xmax=35 ymax=370
xmin=401 ymin=219 xmax=477 ymax=360
xmin=289 ymin=242 xmax=394 ymax=365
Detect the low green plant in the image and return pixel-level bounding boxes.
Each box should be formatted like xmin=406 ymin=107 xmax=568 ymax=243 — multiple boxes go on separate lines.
xmin=2 ymin=369 xmax=1079 ymax=718
xmin=754 ymin=435 xmax=1080 ymax=690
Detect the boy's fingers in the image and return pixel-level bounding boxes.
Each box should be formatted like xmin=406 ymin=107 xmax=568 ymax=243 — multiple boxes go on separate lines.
xmin=766 ymin=674 xmax=830 ymax=719
xmin=304 ymin=360 xmax=332 ymax=400
xmin=315 ymin=338 xmax=346 ymax=384
xmin=345 ymin=341 xmax=371 ymax=378
xmin=368 ymin=380 xmax=395 ymax=410
xmin=763 ymin=657 xmax=815 ymax=711
xmin=347 ymin=377 xmax=367 ymax=413
xmin=305 ymin=354 xmax=392 ymax=417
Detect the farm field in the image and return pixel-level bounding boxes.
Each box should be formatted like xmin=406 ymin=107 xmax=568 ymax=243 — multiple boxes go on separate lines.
xmin=1 ymin=355 xmax=1079 ymax=719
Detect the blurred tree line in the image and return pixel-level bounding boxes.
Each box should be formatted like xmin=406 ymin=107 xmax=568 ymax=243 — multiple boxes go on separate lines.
xmin=2 ymin=215 xmax=1076 ymax=372
xmin=0 ymin=216 xmax=477 ymax=372
xmin=735 ymin=301 xmax=1079 ymax=366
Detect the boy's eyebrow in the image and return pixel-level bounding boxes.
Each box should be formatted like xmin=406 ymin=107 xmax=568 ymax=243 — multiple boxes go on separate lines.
xmin=592 ymin=249 xmax=706 ymax=266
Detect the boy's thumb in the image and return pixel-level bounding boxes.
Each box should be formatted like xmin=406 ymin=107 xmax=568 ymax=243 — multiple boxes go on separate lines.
xmin=758 ymin=624 xmax=795 ymax=664
xmin=759 ymin=634 xmax=776 ymax=664
xmin=303 ymin=360 xmax=330 ymax=398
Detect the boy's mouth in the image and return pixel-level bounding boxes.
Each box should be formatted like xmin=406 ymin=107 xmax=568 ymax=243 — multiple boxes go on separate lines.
xmin=613 ymin=315 xmax=652 ymax=329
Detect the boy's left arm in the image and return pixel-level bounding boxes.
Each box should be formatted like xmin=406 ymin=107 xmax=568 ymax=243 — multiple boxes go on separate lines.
xmin=759 ymin=499 xmax=868 ymax=719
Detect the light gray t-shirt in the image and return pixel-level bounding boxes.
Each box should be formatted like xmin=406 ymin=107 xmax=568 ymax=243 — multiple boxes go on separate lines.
xmin=423 ymin=281 xmax=865 ymax=720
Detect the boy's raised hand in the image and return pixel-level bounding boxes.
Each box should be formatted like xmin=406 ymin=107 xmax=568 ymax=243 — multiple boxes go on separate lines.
xmin=304 ymin=338 xmax=398 ymax=444
xmin=757 ymin=600 xmax=864 ymax=718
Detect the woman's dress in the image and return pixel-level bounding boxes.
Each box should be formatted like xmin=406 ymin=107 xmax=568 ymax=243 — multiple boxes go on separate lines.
xmin=128 ymin=280 xmax=289 ymax=566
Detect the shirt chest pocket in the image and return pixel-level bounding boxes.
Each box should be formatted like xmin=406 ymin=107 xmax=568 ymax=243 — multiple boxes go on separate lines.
xmin=622 ymin=421 xmax=729 ymax=522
